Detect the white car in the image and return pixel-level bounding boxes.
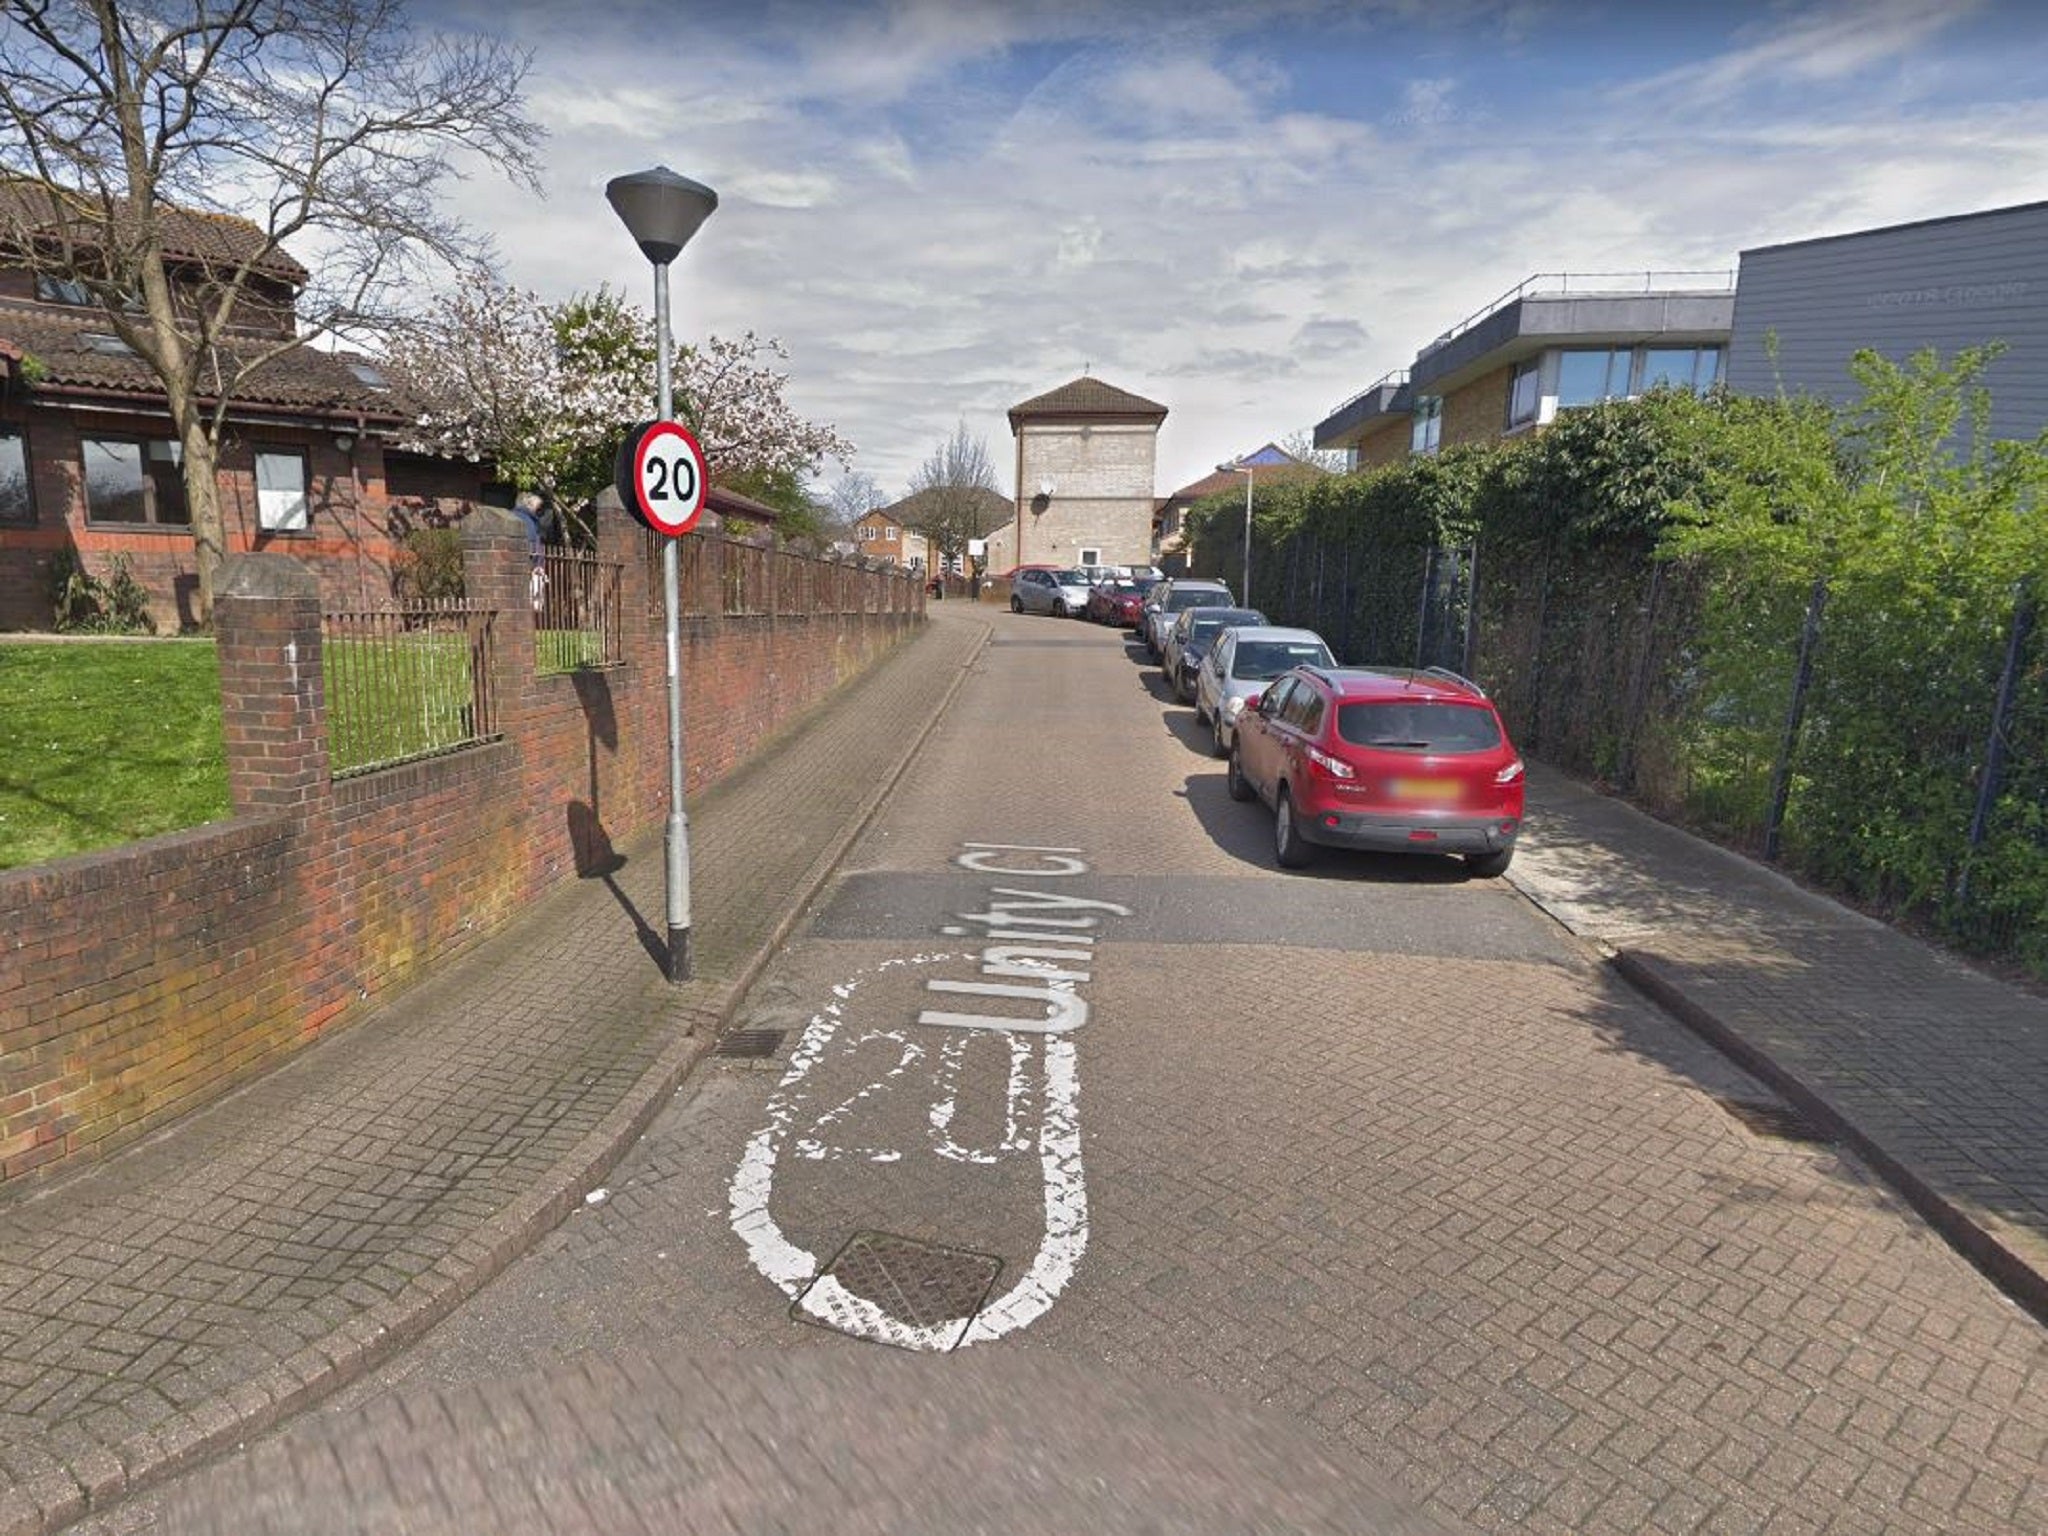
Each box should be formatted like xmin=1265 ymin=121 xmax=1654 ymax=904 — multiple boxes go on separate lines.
xmin=1195 ymin=625 xmax=1335 ymax=756
xmin=1009 ymin=566 xmax=1096 ymax=617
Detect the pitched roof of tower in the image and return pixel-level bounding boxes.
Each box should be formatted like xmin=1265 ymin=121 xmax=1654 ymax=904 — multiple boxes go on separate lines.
xmin=1008 ymin=375 xmax=1168 ymax=430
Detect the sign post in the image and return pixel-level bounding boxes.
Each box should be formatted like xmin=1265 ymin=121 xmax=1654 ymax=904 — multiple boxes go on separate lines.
xmin=607 ymin=166 xmax=719 ymax=984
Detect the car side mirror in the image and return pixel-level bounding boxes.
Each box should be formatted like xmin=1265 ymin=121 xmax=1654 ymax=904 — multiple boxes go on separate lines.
xmin=1245 ymin=692 xmax=1264 ymax=714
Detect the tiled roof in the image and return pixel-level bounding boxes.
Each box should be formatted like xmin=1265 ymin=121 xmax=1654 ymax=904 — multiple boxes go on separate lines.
xmin=1008 ymin=375 xmax=1168 ymax=427
xmin=706 ymin=483 xmax=781 ymax=527
xmin=0 ymin=180 xmax=308 ymax=284
xmin=1164 ymin=447 xmax=1326 ymax=503
xmin=879 ymin=485 xmax=1014 ymax=537
xmin=0 ymin=300 xmax=405 ymax=421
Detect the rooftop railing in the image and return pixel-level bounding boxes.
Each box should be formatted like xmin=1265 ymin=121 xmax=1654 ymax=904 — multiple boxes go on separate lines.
xmin=1321 ymin=365 xmax=1412 ymax=423
xmin=1422 ymin=269 xmax=1736 ymax=355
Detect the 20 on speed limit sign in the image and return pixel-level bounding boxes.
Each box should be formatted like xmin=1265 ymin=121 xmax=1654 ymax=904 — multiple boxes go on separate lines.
xmin=615 ymin=420 xmax=709 ymax=537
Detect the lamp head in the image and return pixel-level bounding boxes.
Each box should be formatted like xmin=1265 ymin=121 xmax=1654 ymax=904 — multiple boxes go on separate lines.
xmin=605 ymin=166 xmax=719 ymax=265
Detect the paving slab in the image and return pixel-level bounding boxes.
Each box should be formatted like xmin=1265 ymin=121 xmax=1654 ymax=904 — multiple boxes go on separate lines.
xmin=0 ymin=608 xmax=987 ymax=1536
xmin=1510 ymin=761 xmax=2048 ymax=1323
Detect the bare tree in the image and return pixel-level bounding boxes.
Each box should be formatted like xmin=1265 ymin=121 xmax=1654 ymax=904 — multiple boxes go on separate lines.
xmin=904 ymin=420 xmax=1002 ymax=573
xmin=0 ymin=0 xmax=543 ymax=619
xmin=1279 ymin=427 xmax=1349 ymax=474
xmin=828 ymin=470 xmax=882 ymax=524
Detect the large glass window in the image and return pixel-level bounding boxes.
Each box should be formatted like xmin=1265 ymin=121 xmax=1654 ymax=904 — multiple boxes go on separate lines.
xmin=83 ymin=437 xmax=188 ymax=525
xmin=1507 ymin=359 xmax=1541 ymax=428
xmin=1557 ymin=349 xmax=1622 ymax=408
xmin=255 ymin=448 xmax=310 ymax=531
xmin=0 ymin=428 xmax=32 ymax=523
xmin=1410 ymin=395 xmax=1443 ymax=456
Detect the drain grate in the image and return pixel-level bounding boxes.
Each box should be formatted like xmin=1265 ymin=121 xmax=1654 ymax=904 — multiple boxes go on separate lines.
xmin=795 ymin=1231 xmax=1003 ymax=1346
xmin=1714 ymin=1096 xmax=1831 ymax=1144
xmin=713 ymin=1028 xmax=787 ymax=1060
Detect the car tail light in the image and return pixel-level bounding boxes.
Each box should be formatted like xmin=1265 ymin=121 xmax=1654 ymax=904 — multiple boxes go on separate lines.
xmin=1495 ymin=757 xmax=1526 ymax=786
xmin=1305 ymin=745 xmax=1355 ymax=780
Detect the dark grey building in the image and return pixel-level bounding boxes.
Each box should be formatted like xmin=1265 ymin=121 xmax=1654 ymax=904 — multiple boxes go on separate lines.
xmin=1728 ymin=200 xmax=2048 ymax=440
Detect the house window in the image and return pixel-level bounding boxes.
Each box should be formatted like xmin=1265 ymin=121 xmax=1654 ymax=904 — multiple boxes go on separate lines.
xmin=1640 ymin=345 xmax=1724 ymax=393
xmin=83 ymin=436 xmax=188 ymax=525
xmin=1507 ymin=359 xmax=1541 ymax=428
xmin=1557 ymin=348 xmax=1630 ymax=408
xmin=1410 ymin=395 xmax=1442 ymax=456
xmin=81 ymin=332 xmax=136 ymax=357
xmin=884 ymin=525 xmax=897 ymax=539
xmin=35 ymin=274 xmax=93 ymax=306
xmin=255 ymin=448 xmax=310 ymax=532
xmin=0 ymin=428 xmax=32 ymax=523
xmin=1079 ymin=547 xmax=1101 ymax=567
xmin=858 ymin=525 xmax=875 ymax=541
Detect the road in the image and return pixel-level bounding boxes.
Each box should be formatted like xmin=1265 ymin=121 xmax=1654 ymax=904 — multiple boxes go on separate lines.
xmin=92 ymin=609 xmax=2048 ymax=1534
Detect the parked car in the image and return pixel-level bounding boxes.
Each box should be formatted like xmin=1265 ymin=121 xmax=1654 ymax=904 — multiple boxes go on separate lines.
xmin=1085 ymin=578 xmax=1150 ymax=626
xmin=1163 ymin=606 xmax=1266 ymax=703
xmin=1195 ymin=626 xmax=1335 ymax=755
xmin=1140 ymin=578 xmax=1235 ymax=659
xmin=1226 ymin=665 xmax=1525 ymax=876
xmin=1010 ymin=565 xmax=1097 ymax=617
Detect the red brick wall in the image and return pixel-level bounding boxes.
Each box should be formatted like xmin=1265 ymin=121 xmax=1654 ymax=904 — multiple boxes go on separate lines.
xmin=0 ymin=509 xmax=924 ymax=1185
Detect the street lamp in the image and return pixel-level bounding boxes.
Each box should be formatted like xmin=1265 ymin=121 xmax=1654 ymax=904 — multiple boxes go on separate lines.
xmin=607 ymin=165 xmax=718 ymax=984
xmin=1218 ymin=458 xmax=1254 ymax=607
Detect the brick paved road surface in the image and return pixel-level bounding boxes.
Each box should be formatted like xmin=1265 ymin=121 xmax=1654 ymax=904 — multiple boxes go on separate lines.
xmin=0 ymin=613 xmax=977 ymax=1536
xmin=88 ymin=609 xmax=2048 ymax=1536
xmin=1510 ymin=765 xmax=2048 ymax=1320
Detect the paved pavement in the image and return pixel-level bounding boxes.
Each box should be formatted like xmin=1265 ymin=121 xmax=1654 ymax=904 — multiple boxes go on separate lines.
xmin=1508 ymin=764 xmax=2048 ymax=1326
xmin=13 ymin=607 xmax=2048 ymax=1534
xmin=0 ymin=611 xmax=983 ymax=1536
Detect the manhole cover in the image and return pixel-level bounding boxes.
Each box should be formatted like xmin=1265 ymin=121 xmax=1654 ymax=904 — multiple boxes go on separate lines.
xmin=794 ymin=1231 xmax=1003 ymax=1347
xmin=1714 ymin=1096 xmax=1830 ymax=1144
xmin=713 ymin=1028 xmax=787 ymax=1060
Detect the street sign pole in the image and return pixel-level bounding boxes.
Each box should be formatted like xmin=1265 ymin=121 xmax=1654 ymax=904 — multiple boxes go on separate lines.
xmin=654 ymin=261 xmax=692 ymax=983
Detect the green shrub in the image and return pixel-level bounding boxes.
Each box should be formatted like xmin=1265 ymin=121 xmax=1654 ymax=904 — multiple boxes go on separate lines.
xmin=48 ymin=550 xmax=155 ymax=634
xmin=391 ymin=527 xmax=466 ymax=602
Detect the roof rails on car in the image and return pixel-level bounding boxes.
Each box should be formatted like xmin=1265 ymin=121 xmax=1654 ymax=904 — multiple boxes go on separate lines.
xmin=1419 ymin=665 xmax=1486 ymax=698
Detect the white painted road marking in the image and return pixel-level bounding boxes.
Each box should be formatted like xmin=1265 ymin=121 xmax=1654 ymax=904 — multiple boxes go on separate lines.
xmin=727 ymin=847 xmax=1126 ymax=1349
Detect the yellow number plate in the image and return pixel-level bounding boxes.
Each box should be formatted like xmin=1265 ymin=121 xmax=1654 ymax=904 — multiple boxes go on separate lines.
xmin=1388 ymin=778 xmax=1460 ymax=802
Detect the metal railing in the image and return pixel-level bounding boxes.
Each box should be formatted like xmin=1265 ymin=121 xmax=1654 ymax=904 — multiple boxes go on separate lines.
xmin=323 ymin=601 xmax=498 ymax=778
xmin=1323 ymin=366 xmax=1411 ymax=422
xmin=1422 ymin=270 xmax=1737 ymax=354
xmin=535 ymin=550 xmax=623 ymax=674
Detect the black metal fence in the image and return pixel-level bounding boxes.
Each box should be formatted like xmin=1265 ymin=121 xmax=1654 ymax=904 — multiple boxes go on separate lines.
xmin=1228 ymin=522 xmax=2048 ymax=975
xmin=322 ymin=602 xmax=498 ymax=778
xmin=535 ymin=551 xmax=623 ymax=674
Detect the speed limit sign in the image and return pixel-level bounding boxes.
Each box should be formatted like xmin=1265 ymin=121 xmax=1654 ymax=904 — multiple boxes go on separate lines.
xmin=614 ymin=420 xmax=709 ymax=537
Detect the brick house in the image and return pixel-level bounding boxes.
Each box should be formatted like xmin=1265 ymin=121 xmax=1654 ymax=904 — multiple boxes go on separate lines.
xmin=1314 ymin=272 xmax=1735 ymax=466
xmin=852 ymin=506 xmax=929 ymax=570
xmin=984 ymin=375 xmax=1166 ymax=572
xmin=0 ymin=201 xmax=491 ymax=632
xmin=1153 ymin=443 xmax=1327 ymax=571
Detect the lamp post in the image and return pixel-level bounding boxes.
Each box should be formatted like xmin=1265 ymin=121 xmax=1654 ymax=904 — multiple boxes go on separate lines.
xmin=607 ymin=165 xmax=718 ymax=983
xmin=1218 ymin=458 xmax=1254 ymax=606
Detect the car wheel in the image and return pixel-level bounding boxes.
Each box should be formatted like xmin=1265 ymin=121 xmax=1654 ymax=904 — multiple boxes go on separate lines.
xmin=1211 ymin=712 xmax=1229 ymax=758
xmin=1053 ymin=600 xmax=1068 ymax=618
xmin=1274 ymin=787 xmax=1314 ymax=869
xmin=1010 ymin=596 xmax=1023 ymax=614
xmin=1465 ymin=848 xmax=1514 ymax=879
xmin=1220 ymin=745 xmax=1253 ymax=806
xmin=1174 ymin=666 xmax=1193 ymax=704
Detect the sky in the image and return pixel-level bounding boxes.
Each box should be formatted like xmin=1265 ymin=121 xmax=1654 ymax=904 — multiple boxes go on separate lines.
xmin=427 ymin=0 xmax=2048 ymax=503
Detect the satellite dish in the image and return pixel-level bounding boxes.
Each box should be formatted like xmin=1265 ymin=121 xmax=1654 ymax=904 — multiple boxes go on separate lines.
xmin=1038 ymin=478 xmax=1056 ymax=497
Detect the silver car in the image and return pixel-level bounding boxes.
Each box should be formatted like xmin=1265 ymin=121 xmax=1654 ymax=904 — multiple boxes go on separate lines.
xmin=1194 ymin=625 xmax=1335 ymax=756
xmin=1140 ymin=578 xmax=1234 ymax=658
xmin=1009 ymin=566 xmax=1097 ymax=617
xmin=1164 ymin=606 xmax=1266 ymax=703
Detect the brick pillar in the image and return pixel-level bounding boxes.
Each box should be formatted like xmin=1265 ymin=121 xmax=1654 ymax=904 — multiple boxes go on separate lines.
xmin=215 ymin=554 xmax=330 ymax=819
xmin=461 ymin=506 xmax=538 ymax=741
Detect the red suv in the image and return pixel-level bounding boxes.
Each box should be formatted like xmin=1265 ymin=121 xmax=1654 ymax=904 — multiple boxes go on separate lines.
xmin=1226 ymin=666 xmax=1525 ymax=875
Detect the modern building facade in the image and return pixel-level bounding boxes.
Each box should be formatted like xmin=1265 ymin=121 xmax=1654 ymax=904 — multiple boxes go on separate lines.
xmin=1314 ymin=272 xmax=1736 ymax=465
xmin=1728 ymin=200 xmax=2048 ymax=442
xmin=985 ymin=375 xmax=1166 ymax=572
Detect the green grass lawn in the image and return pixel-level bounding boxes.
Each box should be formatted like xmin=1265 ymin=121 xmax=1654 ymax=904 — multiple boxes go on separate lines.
xmin=0 ymin=639 xmax=230 ymax=870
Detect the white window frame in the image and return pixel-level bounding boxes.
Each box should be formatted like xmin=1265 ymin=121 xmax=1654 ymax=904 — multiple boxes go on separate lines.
xmin=254 ymin=447 xmax=310 ymax=532
xmin=1410 ymin=395 xmax=1442 ymax=456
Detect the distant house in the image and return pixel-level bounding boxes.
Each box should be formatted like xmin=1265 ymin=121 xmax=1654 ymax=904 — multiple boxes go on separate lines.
xmin=853 ymin=506 xmax=928 ymax=570
xmin=0 ymin=191 xmax=490 ymax=631
xmin=872 ymin=485 xmax=1011 ymax=573
xmin=1728 ymin=200 xmax=2048 ymax=441
xmin=1154 ymin=444 xmax=1327 ymax=571
xmin=985 ymin=375 xmax=1166 ymax=572
xmin=1314 ymin=271 xmax=1735 ymax=467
